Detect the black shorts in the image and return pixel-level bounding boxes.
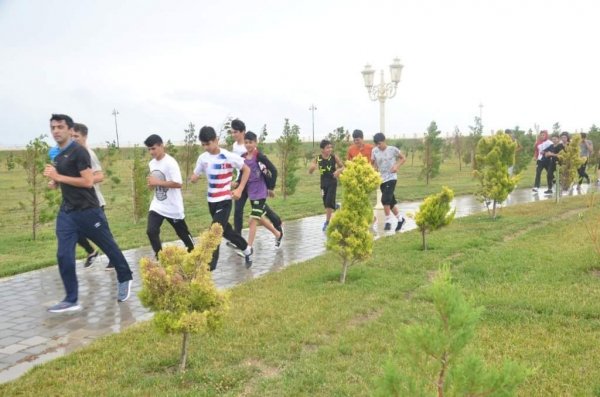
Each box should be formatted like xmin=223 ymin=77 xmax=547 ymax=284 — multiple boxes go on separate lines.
xmin=380 ymin=180 xmax=397 ymax=207
xmin=249 ymin=198 xmax=267 ymax=219
xmin=321 ymin=183 xmax=337 ymax=210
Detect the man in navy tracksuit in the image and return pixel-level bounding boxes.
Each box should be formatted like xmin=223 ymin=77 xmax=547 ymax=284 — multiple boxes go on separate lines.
xmin=43 ymin=114 xmax=133 ymax=313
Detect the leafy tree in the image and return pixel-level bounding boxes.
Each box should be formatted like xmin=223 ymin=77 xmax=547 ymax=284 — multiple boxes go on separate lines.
xmin=5 ymin=152 xmax=16 ymax=171
xmin=17 ymin=135 xmax=55 ymax=240
xmin=139 ymin=223 xmax=229 ymax=372
xmin=415 ymin=187 xmax=455 ymax=250
xmin=510 ymin=126 xmax=536 ymax=174
xmin=376 ymin=265 xmax=528 ymax=397
xmin=441 ymin=136 xmax=453 ymax=163
xmin=181 ymin=122 xmax=199 ymax=188
xmin=220 ymin=116 xmax=234 ymax=148
xmin=97 ymin=140 xmax=122 ymax=204
xmin=420 ymin=121 xmax=444 ymax=185
xmin=552 ymin=122 xmax=561 ymax=136
xmin=558 ymin=134 xmax=584 ymax=192
xmin=453 ymin=127 xmax=463 ymax=171
xmin=131 ymin=145 xmax=150 ymax=223
xmin=276 ymin=119 xmax=302 ymax=198
xmin=326 ymin=155 xmax=381 ymax=283
xmin=473 ymin=133 xmax=518 ymax=219
xmin=258 ymin=124 xmax=269 ymax=153
xmin=466 ymin=116 xmax=484 ymax=168
xmin=327 ymin=126 xmax=350 ymax=158
xmin=165 ymin=139 xmax=178 ymax=158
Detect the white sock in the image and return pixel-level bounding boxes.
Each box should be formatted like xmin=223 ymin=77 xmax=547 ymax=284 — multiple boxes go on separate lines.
xmin=243 ymin=247 xmax=252 ymax=255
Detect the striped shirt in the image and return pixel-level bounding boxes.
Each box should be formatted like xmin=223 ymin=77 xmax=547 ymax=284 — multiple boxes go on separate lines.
xmin=194 ymin=149 xmax=245 ymax=202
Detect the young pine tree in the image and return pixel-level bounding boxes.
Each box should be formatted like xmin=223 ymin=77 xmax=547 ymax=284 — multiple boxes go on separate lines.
xmin=258 ymin=124 xmax=268 ymax=153
xmin=421 ymin=121 xmax=444 ymax=184
xmin=415 ymin=187 xmax=455 ymax=250
xmin=139 ymin=223 xmax=229 ymax=372
xmin=327 ymin=126 xmax=350 ymax=159
xmin=131 ymin=145 xmax=150 ymax=223
xmin=376 ymin=265 xmax=528 ymax=397
xmin=326 ymin=155 xmax=381 ymax=283
xmin=558 ymin=134 xmax=584 ymax=191
xmin=181 ymin=122 xmax=198 ymax=188
xmin=473 ymin=133 xmax=518 ymax=219
xmin=276 ymin=118 xmax=302 ymax=198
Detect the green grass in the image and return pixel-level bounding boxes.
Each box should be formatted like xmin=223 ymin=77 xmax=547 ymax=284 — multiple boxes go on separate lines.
xmin=1 ymin=195 xmax=599 ymax=395
xmin=0 ymin=147 xmax=535 ymax=277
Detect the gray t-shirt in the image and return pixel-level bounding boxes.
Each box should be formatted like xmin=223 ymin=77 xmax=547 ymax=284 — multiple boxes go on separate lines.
xmin=88 ymin=148 xmax=106 ymax=207
xmin=371 ymin=145 xmax=401 ymax=183
xmin=580 ymin=139 xmax=593 ymax=157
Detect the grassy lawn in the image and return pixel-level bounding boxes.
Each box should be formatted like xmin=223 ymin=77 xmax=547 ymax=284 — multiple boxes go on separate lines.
xmin=1 ymin=195 xmax=599 ymax=395
xmin=0 ymin=146 xmax=536 ymax=277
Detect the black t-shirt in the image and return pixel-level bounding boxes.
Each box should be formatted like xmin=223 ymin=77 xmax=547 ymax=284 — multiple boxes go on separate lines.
xmin=317 ymin=154 xmax=337 ymax=187
xmin=544 ymin=143 xmax=564 ymax=164
xmin=55 ymin=141 xmax=99 ymax=211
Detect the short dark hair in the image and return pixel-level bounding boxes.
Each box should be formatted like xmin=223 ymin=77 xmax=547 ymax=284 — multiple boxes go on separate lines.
xmin=231 ymin=119 xmax=246 ymax=132
xmin=320 ymin=139 xmax=332 ymax=149
xmin=244 ymin=131 xmax=257 ymax=141
xmin=199 ymin=126 xmax=217 ymax=143
xmin=560 ymin=131 xmax=570 ymax=138
xmin=373 ymin=132 xmax=386 ymax=144
xmin=352 ymin=129 xmax=363 ymax=139
xmin=50 ymin=114 xmax=74 ymax=129
xmin=144 ymin=134 xmax=163 ymax=147
xmin=581 ymin=132 xmax=588 ymax=139
xmin=73 ymin=123 xmax=88 ymax=136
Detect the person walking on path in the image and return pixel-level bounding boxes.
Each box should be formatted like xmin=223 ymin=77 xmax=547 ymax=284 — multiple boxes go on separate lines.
xmin=371 ymin=132 xmax=406 ymax=232
xmin=309 ymin=139 xmax=344 ymax=231
xmin=532 ymin=130 xmax=552 ymax=193
xmin=578 ymin=132 xmax=593 ymax=186
xmin=542 ymin=133 xmax=565 ymax=195
xmin=229 ymin=119 xmax=283 ymax=240
xmin=70 ymin=123 xmax=113 ymax=270
xmin=242 ymin=131 xmax=283 ymax=251
xmin=43 ymin=114 xmax=133 ymax=313
xmin=144 ymin=134 xmax=195 ymax=259
xmin=191 ymin=126 xmax=253 ymax=269
xmin=346 ymin=129 xmax=374 ymax=161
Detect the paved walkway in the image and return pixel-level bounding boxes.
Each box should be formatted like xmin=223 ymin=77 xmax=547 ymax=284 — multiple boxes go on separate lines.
xmin=0 ymin=186 xmax=592 ymax=383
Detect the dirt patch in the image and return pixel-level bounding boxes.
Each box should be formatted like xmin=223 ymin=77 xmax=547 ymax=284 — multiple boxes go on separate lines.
xmin=347 ymin=309 xmax=383 ymax=329
xmin=238 ymin=359 xmax=282 ymax=397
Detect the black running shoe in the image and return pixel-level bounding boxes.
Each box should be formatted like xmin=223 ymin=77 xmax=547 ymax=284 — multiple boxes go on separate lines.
xmin=84 ymin=251 xmax=99 ymax=268
xmin=395 ymin=217 xmax=405 ymax=232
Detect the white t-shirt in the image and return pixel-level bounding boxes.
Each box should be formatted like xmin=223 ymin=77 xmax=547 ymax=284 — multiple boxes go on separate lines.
xmin=232 ymin=141 xmax=247 ymax=156
xmin=194 ymin=148 xmax=245 ymax=202
xmin=88 ymin=148 xmax=106 ymax=207
xmin=372 ymin=145 xmax=401 ymax=183
xmin=148 ymin=153 xmax=185 ymax=219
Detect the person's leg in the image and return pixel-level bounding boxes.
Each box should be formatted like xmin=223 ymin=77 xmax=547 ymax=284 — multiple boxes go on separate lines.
xmin=146 ymin=210 xmax=165 ymax=257
xmin=247 ymin=218 xmax=258 ymax=248
xmin=166 ymin=217 xmax=195 ymax=252
xmin=233 ymin=188 xmax=248 ymax=234
xmin=76 ymin=208 xmax=133 ymax=284
xmin=209 ymin=200 xmax=250 ymax=270
xmin=55 ymin=209 xmax=80 ymax=303
xmin=534 ymin=160 xmax=543 ymax=189
xmin=77 ymin=236 xmax=95 ymax=255
xmin=546 ymin=162 xmax=554 ymax=191
xmin=264 ymin=204 xmax=282 ymax=231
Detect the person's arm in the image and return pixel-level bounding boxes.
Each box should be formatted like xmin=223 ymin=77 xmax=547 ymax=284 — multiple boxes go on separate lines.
xmin=333 ymin=155 xmax=344 ymax=178
xmin=148 ymin=159 xmax=183 ymax=189
xmin=190 ymin=155 xmax=204 ymax=183
xmin=232 ymin=164 xmax=250 ymax=200
xmin=391 ymin=149 xmax=406 ymax=173
xmin=308 ymin=157 xmax=318 ymax=174
xmin=92 ymin=171 xmax=105 ymax=184
xmin=147 ymin=177 xmax=182 ymax=189
xmin=259 ymin=153 xmax=278 ymax=189
xmin=44 ymin=165 xmax=94 ymax=188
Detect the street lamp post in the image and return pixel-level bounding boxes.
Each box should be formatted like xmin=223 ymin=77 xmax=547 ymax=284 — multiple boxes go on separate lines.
xmin=309 ymin=104 xmax=317 ymax=148
xmin=112 ymin=108 xmax=120 ymax=148
xmin=361 ymin=58 xmax=404 ymax=211
xmin=361 ymin=58 xmax=404 ymax=133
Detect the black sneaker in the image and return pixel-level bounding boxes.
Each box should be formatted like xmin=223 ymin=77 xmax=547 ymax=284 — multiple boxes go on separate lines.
xmin=105 ymin=262 xmax=114 ymax=271
xmin=244 ymin=248 xmax=253 ymax=268
xmin=84 ymin=250 xmax=99 ymax=268
xmin=544 ymin=189 xmax=553 ymax=195
xmin=384 ymin=222 xmax=391 ymax=231
xmin=395 ymin=217 xmax=405 ymax=232
xmin=275 ymin=230 xmax=283 ymax=248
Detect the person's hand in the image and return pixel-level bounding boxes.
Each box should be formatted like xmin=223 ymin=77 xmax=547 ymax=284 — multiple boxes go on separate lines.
xmin=268 ymin=189 xmax=275 ymax=198
xmin=190 ymin=174 xmax=200 ymax=183
xmin=43 ymin=164 xmax=59 ymax=181
xmin=147 ymin=175 xmax=160 ymax=187
xmin=231 ymin=188 xmax=242 ymax=200
xmin=333 ymin=169 xmax=342 ymax=178
xmin=232 ymin=181 xmax=239 ymax=189
xmin=391 ymin=164 xmax=399 ymax=173
xmin=47 ymin=180 xmax=57 ymax=189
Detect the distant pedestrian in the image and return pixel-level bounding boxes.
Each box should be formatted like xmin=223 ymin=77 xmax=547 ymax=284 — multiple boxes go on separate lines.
xmin=309 ymin=139 xmax=344 ymax=231
xmin=532 ymin=130 xmax=552 ymax=193
xmin=242 ymin=131 xmax=283 ymax=251
xmin=144 ymin=134 xmax=195 ymax=258
xmin=371 ymin=132 xmax=406 ymax=232
xmin=578 ymin=132 xmax=593 ymax=186
xmin=43 ymin=114 xmax=133 ymax=313
xmin=191 ymin=126 xmax=253 ymax=269
xmin=542 ymin=133 xmax=565 ymax=195
xmin=71 ymin=123 xmax=112 ymax=270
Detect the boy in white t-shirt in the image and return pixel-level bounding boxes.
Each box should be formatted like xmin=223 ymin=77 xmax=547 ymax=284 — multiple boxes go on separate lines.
xmin=145 ymin=134 xmax=195 ymax=259
xmin=191 ymin=126 xmax=254 ymax=269
xmin=371 ymin=132 xmax=406 ymax=232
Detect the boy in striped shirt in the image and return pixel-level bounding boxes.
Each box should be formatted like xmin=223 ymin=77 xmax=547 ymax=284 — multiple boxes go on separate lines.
xmin=191 ymin=126 xmax=253 ymax=269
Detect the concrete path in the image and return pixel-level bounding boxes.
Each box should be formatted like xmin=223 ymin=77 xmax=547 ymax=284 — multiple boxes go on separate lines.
xmin=0 ymin=185 xmax=593 ymax=383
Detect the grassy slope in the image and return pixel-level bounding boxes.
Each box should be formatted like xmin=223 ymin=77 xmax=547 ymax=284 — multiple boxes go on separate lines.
xmin=1 ymin=195 xmax=599 ymax=396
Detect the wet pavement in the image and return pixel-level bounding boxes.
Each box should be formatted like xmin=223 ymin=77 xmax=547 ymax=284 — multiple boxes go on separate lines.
xmin=0 ymin=185 xmax=594 ymax=383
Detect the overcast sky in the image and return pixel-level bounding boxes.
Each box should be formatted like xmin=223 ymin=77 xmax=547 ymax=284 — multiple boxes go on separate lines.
xmin=0 ymin=0 xmax=598 ymax=148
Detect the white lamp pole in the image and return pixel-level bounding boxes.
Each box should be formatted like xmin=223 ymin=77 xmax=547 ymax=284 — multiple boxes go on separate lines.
xmin=309 ymin=104 xmax=317 ymax=148
xmin=112 ymin=108 xmax=120 ymax=148
xmin=361 ymin=58 xmax=404 ymax=210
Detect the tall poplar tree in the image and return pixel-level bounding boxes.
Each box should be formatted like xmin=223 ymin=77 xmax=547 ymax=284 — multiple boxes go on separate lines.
xmin=421 ymin=121 xmax=443 ymax=185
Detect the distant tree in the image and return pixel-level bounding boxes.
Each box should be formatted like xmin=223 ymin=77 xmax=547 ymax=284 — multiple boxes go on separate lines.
xmin=420 ymin=121 xmax=444 ymax=185
xmin=181 ymin=122 xmax=199 ymax=188
xmin=258 ymin=124 xmax=269 ymax=153
xmin=131 ymin=145 xmax=150 ymax=223
xmin=558 ymin=134 xmax=584 ymax=192
xmin=165 ymin=139 xmax=178 ymax=158
xmin=510 ymin=126 xmax=536 ymax=174
xmin=97 ymin=140 xmax=122 ymax=204
xmin=17 ymin=135 xmax=53 ymax=240
xmin=219 ymin=116 xmax=234 ymax=148
xmin=415 ymin=187 xmax=455 ymax=250
xmin=474 ymin=133 xmax=518 ymax=219
xmin=139 ymin=223 xmax=229 ymax=372
xmin=453 ymin=126 xmax=463 ymax=171
xmin=327 ymin=126 xmax=350 ymax=158
xmin=376 ymin=265 xmax=528 ymax=396
xmin=276 ymin=119 xmax=302 ymax=198
xmin=552 ymin=122 xmax=561 ymax=136
xmin=441 ymin=137 xmax=453 ymax=163
xmin=467 ymin=116 xmax=484 ymax=168
xmin=327 ymin=155 xmax=381 ymax=283
xmin=5 ymin=152 xmax=16 ymax=171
